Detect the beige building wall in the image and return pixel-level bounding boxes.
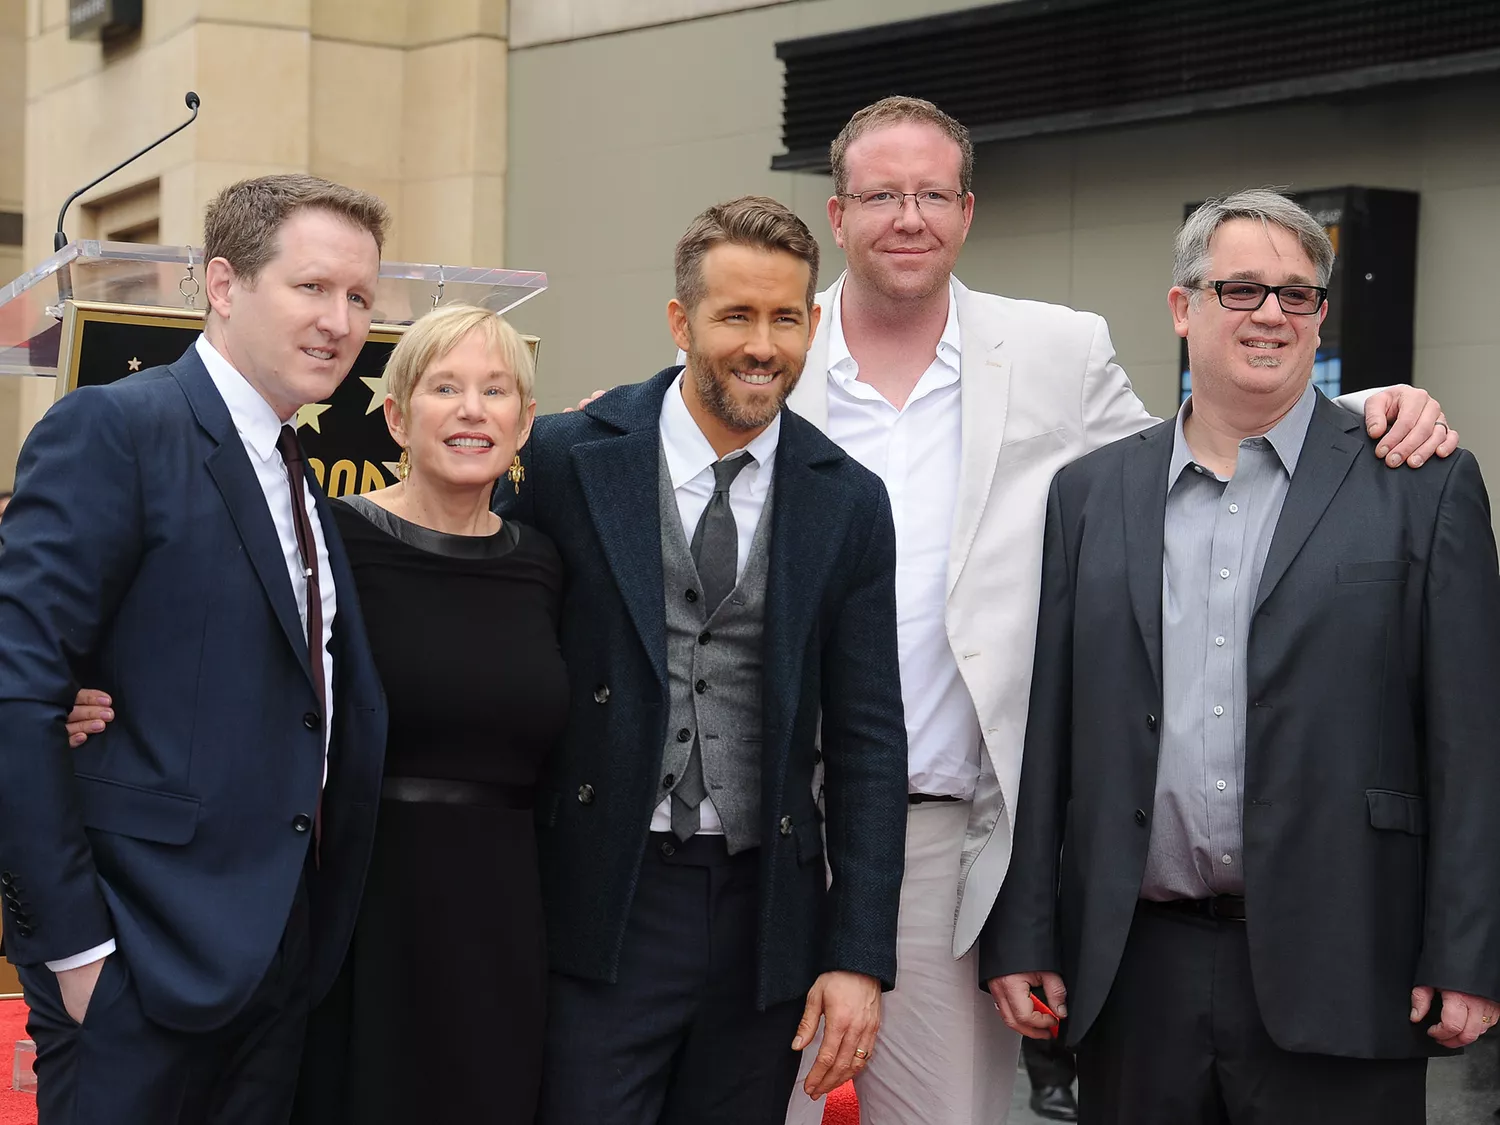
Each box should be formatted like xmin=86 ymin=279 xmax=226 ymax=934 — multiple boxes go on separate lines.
xmin=505 ymin=2 xmax=1500 ymax=497
xmin=1 ymin=0 xmax=511 ymax=486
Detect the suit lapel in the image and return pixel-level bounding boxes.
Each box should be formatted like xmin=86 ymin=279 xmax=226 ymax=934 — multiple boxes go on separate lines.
xmin=763 ymin=418 xmax=845 ymax=743
xmin=948 ymin=279 xmax=1013 ymax=598
xmin=785 ymin=280 xmax=835 ymax=433
xmin=1253 ymin=395 xmax=1363 ymax=615
xmin=1123 ymin=422 xmax=1175 ymax=696
xmin=572 ymin=375 xmax=676 ymax=691
xmin=174 ymin=353 xmax=316 ymax=680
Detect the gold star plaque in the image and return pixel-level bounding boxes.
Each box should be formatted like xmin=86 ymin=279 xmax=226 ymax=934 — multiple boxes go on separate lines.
xmin=295 ymin=402 xmax=333 ymax=433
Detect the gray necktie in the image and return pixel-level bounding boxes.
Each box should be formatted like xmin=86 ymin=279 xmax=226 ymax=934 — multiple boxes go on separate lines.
xmin=672 ymin=453 xmax=752 ymax=840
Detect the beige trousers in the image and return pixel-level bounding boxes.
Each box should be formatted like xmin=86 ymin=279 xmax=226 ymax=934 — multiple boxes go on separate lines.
xmin=784 ymin=800 xmax=1020 ymax=1125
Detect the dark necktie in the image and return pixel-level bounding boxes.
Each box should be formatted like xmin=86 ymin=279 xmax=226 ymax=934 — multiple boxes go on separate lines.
xmin=276 ymin=425 xmax=326 ymax=858
xmin=672 ymin=454 xmax=752 ymax=840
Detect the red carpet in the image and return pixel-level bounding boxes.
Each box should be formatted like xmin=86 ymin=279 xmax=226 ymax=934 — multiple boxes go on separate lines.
xmin=0 ymin=999 xmax=36 ymax=1125
xmin=822 ymin=1081 xmax=859 ymax=1124
xmin=0 ymin=995 xmax=845 ymax=1125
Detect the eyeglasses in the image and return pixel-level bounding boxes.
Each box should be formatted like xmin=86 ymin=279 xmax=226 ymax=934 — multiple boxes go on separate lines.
xmin=840 ymin=189 xmax=964 ymax=213
xmin=1202 ymin=280 xmax=1328 ymax=315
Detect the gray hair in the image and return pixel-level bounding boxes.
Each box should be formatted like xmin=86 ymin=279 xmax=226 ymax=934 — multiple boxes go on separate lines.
xmin=1172 ymin=188 xmax=1335 ymax=293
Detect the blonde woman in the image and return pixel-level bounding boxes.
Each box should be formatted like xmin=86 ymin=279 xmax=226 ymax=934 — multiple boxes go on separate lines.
xmin=294 ymin=304 xmax=566 ymax=1123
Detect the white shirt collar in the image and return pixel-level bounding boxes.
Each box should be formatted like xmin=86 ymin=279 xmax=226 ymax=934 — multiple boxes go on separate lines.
xmin=195 ymin=334 xmax=288 ymax=464
xmin=825 ymin=271 xmax=962 ymax=383
xmin=659 ymin=370 xmax=781 ymax=490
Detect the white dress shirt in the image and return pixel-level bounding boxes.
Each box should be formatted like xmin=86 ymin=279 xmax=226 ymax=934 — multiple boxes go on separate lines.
xmin=649 ymin=372 xmax=780 ymax=835
xmin=47 ymin=335 xmax=337 ymax=974
xmin=823 ymin=275 xmax=981 ymax=798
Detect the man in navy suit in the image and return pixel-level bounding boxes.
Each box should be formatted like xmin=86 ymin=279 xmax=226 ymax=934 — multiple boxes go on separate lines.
xmin=499 ymin=196 xmax=909 ymax=1125
xmin=0 ymin=174 xmax=389 ymax=1124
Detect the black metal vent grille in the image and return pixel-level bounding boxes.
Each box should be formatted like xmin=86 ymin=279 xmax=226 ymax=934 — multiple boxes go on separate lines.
xmin=773 ymin=0 xmax=1500 ymax=170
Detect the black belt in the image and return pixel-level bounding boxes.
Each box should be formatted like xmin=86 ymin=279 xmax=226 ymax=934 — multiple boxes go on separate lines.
xmin=1144 ymin=894 xmax=1247 ymax=922
xmin=908 ymin=793 xmax=963 ymax=805
xmin=381 ymin=776 xmax=535 ymax=809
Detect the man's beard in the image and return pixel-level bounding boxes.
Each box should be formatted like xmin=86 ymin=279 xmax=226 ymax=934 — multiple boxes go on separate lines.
xmin=685 ymin=342 xmax=802 ymax=432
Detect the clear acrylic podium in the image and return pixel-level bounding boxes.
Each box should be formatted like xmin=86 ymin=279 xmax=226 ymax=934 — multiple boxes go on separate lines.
xmin=0 ymin=241 xmax=548 ymax=495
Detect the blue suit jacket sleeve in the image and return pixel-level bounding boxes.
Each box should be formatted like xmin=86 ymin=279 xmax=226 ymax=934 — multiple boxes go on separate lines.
xmin=0 ymin=388 xmax=147 ymax=964
xmin=818 ymin=480 xmax=908 ymax=986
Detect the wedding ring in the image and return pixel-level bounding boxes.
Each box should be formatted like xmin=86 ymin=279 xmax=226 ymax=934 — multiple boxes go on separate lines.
xmin=1483 ymin=1015 xmax=1493 ymax=1025
xmin=853 ymin=1048 xmax=871 ymax=1060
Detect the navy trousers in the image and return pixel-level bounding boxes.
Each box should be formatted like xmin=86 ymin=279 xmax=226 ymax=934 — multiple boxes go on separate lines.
xmin=20 ymin=875 xmax=311 ymax=1125
xmin=539 ymin=832 xmax=805 ymax=1125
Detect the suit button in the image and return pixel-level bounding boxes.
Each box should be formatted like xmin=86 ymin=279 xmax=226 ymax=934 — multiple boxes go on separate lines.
xmin=1134 ymin=809 xmax=1147 ymax=826
xmin=695 ymin=680 xmax=707 ymax=694
xmin=779 ymin=815 xmax=793 ymax=837
xmin=16 ymin=925 xmax=33 ymax=938
xmin=676 ymin=728 xmax=692 ymax=743
xmin=685 ymin=589 xmax=699 ymax=603
xmin=698 ymin=631 xmax=712 ymax=645
xmin=0 ymin=872 xmax=12 ymax=885
xmin=303 ymin=712 xmax=320 ymax=731
xmin=659 ymin=840 xmax=676 ymax=857
xmin=1145 ymin=714 xmax=1158 ymax=731
xmin=292 ymin=814 xmax=312 ymax=833
xmin=594 ymin=684 xmax=610 ymax=704
xmin=662 ymin=774 xmax=675 ymax=789
xmin=578 ymin=784 xmax=595 ymax=805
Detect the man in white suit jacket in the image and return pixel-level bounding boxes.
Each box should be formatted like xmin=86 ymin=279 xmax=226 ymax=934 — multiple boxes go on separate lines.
xmin=780 ymin=97 xmax=1456 ymax=1125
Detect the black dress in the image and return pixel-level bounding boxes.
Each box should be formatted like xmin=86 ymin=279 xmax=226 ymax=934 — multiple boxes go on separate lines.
xmin=294 ymin=496 xmax=568 ymax=1124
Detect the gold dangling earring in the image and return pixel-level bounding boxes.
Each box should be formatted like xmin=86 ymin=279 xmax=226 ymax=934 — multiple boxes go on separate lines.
xmin=507 ymin=454 xmax=525 ymax=494
xmin=397 ymin=448 xmax=411 ymax=481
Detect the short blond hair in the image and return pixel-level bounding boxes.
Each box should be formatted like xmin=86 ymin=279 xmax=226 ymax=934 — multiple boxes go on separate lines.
xmin=829 ymin=96 xmax=973 ymax=196
xmin=384 ymin=304 xmax=536 ymax=417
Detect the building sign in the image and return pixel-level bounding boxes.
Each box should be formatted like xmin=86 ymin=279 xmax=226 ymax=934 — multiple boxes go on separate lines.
xmin=69 ymin=0 xmax=143 ymax=41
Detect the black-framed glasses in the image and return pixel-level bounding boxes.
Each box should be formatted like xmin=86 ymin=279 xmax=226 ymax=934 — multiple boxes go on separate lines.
xmin=840 ymin=189 xmax=964 ymax=213
xmin=1203 ymin=280 xmax=1328 ymax=315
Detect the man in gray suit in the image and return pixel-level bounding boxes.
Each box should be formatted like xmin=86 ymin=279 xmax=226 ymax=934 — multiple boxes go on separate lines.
xmin=985 ymin=189 xmax=1500 ymax=1123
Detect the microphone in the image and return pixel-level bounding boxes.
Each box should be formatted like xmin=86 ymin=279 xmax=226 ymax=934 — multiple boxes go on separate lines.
xmin=53 ymin=91 xmax=201 ymax=252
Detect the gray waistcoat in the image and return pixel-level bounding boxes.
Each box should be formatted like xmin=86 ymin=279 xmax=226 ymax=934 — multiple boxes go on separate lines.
xmin=658 ymin=442 xmax=774 ymax=854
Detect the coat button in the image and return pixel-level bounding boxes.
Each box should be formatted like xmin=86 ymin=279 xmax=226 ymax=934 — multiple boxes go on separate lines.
xmin=1145 ymin=714 xmax=1158 ymax=731
xmin=303 ymin=712 xmax=320 ymax=731
xmin=1134 ymin=809 xmax=1147 ymax=826
xmin=779 ymin=815 xmax=793 ymax=836
xmin=292 ymin=814 xmax=312 ymax=833
xmin=676 ymin=728 xmax=692 ymax=743
xmin=578 ymin=784 xmax=595 ymax=805
xmin=695 ymin=679 xmax=707 ymax=694
xmin=16 ymin=924 xmax=33 ymax=938
xmin=0 ymin=872 xmax=12 ymax=885
xmin=685 ymin=589 xmax=699 ymax=603
xmin=662 ymin=774 xmax=675 ymax=789
xmin=593 ymin=684 xmax=610 ymax=704
xmin=659 ymin=840 xmax=676 ymax=857
xmin=698 ymin=631 xmax=712 ymax=645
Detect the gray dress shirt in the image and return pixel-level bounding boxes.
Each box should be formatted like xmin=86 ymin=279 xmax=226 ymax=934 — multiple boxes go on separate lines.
xmin=1140 ymin=382 xmax=1317 ymax=900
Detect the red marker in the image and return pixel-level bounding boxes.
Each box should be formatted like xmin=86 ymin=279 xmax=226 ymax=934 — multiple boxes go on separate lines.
xmin=1030 ymin=993 xmax=1061 ymax=1039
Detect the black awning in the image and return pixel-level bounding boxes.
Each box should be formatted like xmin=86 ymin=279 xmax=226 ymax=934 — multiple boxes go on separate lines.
xmin=773 ymin=0 xmax=1500 ymax=171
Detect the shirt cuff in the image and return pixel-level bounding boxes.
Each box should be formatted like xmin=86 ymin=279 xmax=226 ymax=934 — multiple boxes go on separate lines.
xmin=45 ymin=940 xmax=116 ymax=973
